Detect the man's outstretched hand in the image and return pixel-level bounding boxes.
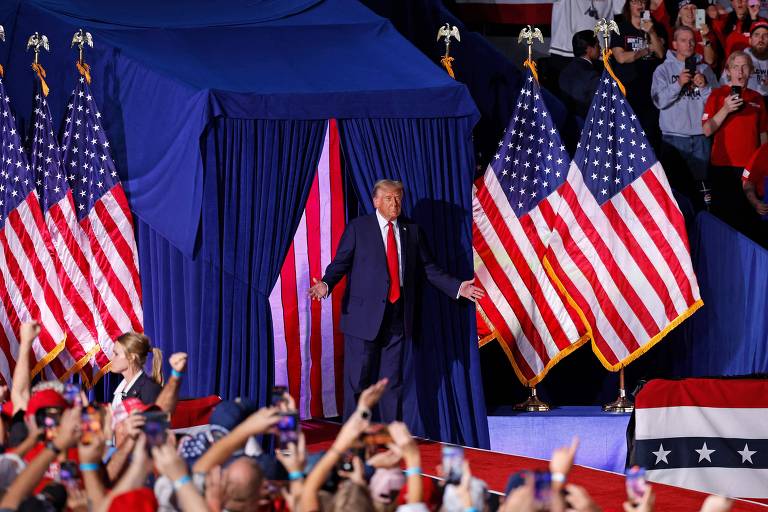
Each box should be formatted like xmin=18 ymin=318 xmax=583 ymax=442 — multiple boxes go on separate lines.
xmin=458 ymin=278 xmax=485 ymax=301
xmin=308 ymin=278 xmax=328 ymax=301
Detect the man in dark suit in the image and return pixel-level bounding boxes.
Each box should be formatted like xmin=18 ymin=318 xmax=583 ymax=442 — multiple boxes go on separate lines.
xmin=308 ymin=179 xmax=483 ymax=422
xmin=558 ymin=30 xmax=602 ymax=118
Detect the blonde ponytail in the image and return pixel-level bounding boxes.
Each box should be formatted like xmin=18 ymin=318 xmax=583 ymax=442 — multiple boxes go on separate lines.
xmin=151 ymin=347 xmax=164 ymax=386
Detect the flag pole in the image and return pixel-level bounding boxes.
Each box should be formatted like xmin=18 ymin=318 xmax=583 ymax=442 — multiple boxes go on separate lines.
xmin=511 ymin=23 xmax=550 ymax=413
xmin=591 ymin=19 xmax=635 ymax=414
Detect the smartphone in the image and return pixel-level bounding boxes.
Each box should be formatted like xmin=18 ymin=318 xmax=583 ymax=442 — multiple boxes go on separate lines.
xmin=442 ymin=445 xmax=464 ymax=485
xmin=271 ymin=385 xmax=288 ymax=406
xmin=362 ymin=424 xmax=392 ymax=447
xmin=730 ymin=85 xmax=742 ymax=97
xmin=141 ymin=411 xmax=169 ymax=447
xmin=81 ymin=405 xmax=104 ymax=445
xmin=35 ymin=407 xmax=62 ymax=442
xmin=276 ymin=412 xmax=299 ymax=449
xmin=533 ymin=470 xmax=552 ymax=508
xmin=748 ymin=0 xmax=760 ymax=7
xmin=626 ymin=466 xmax=648 ymax=503
xmin=642 ymin=9 xmax=651 ymax=20
xmin=695 ymin=8 xmax=706 ymax=28
xmin=685 ymin=56 xmax=697 ymax=76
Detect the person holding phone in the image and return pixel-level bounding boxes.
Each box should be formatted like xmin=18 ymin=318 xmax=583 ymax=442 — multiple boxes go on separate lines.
xmin=653 ymin=26 xmax=718 ymax=206
xmin=703 ymin=50 xmax=768 ymax=230
xmin=611 ymin=0 xmax=667 ymax=146
xmin=710 ymin=0 xmax=766 ymax=56
xmin=676 ymin=0 xmax=718 ymax=66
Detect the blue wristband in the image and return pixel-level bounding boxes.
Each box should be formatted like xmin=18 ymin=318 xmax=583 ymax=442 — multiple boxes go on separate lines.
xmin=288 ymin=471 xmax=304 ymax=481
xmin=79 ymin=462 xmax=99 ymax=472
xmin=465 ymin=508 xmax=479 ymax=512
xmin=171 ymin=369 xmax=184 ymax=378
xmin=173 ymin=474 xmax=192 ymax=491
xmin=404 ymin=466 xmax=421 ymax=477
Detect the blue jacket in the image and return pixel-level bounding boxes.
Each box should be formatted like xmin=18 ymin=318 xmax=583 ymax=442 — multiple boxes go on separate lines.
xmin=322 ymin=214 xmax=461 ymax=341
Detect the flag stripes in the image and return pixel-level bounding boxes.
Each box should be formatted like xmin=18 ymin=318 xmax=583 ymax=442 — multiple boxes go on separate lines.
xmin=270 ymin=120 xmax=345 ymax=419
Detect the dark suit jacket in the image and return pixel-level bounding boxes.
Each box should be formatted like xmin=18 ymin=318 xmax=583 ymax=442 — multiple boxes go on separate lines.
xmin=558 ymin=57 xmax=601 ymax=118
xmin=122 ymin=372 xmax=162 ymax=405
xmin=322 ymin=214 xmax=461 ymax=341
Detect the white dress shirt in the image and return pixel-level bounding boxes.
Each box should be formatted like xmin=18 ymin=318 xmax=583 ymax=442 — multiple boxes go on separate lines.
xmin=111 ymin=370 xmax=144 ymax=410
xmin=376 ymin=210 xmax=403 ymax=283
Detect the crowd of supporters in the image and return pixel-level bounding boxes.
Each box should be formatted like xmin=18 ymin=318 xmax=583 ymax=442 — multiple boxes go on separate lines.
xmin=0 ymin=322 xmax=741 ymax=511
xmin=546 ymin=0 xmax=768 ymax=247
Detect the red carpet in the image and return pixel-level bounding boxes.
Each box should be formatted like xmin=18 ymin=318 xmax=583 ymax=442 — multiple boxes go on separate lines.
xmin=301 ymin=420 xmax=767 ymax=511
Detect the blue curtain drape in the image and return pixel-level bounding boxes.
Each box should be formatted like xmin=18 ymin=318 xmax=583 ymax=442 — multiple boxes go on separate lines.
xmin=671 ymin=212 xmax=768 ymax=377
xmin=137 ymin=118 xmax=327 ymax=403
xmin=339 ymin=117 xmax=490 ymax=448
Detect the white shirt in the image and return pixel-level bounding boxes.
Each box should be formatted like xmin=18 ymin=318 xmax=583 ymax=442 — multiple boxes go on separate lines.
xmin=550 ymin=0 xmax=623 ymax=57
xmin=111 ymin=370 xmax=144 ymax=410
xmin=376 ymin=210 xmax=403 ymax=283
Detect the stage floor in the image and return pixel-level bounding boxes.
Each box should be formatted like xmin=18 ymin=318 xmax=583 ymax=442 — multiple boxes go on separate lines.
xmin=488 ymin=406 xmax=630 ymax=473
xmin=302 ymin=419 xmax=768 ymax=511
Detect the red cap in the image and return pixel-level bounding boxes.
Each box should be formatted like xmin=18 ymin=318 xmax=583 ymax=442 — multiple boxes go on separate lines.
xmin=751 ymin=20 xmax=768 ymax=34
xmin=26 ymin=389 xmax=68 ymax=417
xmin=108 ymin=487 xmax=158 ymax=512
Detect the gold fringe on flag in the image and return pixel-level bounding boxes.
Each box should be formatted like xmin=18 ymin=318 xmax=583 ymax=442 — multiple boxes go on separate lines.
xmin=77 ymin=60 xmax=91 ymax=84
xmin=30 ymin=335 xmax=67 ymax=377
xmin=602 ymin=49 xmax=626 ymax=97
xmin=441 ymin=55 xmax=455 ymax=79
xmin=0 ymin=64 xmax=4 ymax=78
xmin=31 ymin=62 xmax=49 ymax=97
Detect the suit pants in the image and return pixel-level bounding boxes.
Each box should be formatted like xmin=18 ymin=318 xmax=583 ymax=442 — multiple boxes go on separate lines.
xmin=343 ymin=297 xmax=404 ymax=422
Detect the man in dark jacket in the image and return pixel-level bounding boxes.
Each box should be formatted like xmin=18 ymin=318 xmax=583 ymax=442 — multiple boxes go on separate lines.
xmin=308 ymin=179 xmax=483 ymax=421
xmin=558 ymin=30 xmax=603 ymax=117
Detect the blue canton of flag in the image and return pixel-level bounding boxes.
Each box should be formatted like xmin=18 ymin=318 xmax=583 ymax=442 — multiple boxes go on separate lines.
xmin=492 ymin=73 xmax=569 ymax=216
xmin=574 ymin=76 xmax=657 ymax=205
xmin=0 ymin=88 xmax=33 ymax=224
xmin=61 ymin=77 xmax=119 ymax=220
xmin=31 ymin=93 xmax=70 ymax=210
xmin=473 ymin=69 xmax=587 ymax=386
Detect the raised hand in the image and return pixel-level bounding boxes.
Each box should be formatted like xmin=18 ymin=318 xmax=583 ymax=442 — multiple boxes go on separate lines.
xmin=169 ymin=352 xmax=188 ymax=374
xmin=152 ymin=444 xmax=188 ymax=481
xmin=19 ymin=321 xmax=41 ymax=344
xmin=358 ymin=378 xmax=388 ymax=411
xmin=550 ymin=436 xmax=579 ymax=476
xmin=275 ymin=432 xmax=307 ymax=473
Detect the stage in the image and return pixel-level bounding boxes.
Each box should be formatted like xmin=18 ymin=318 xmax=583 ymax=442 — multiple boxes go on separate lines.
xmin=488 ymin=406 xmax=631 ymax=473
xmin=302 ymin=419 xmax=768 ymax=511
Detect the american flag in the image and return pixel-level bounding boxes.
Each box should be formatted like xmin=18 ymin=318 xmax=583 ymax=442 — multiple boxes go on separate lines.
xmin=544 ymin=72 xmax=702 ymax=369
xmin=269 ymin=120 xmax=345 ymax=418
xmin=0 ymin=75 xmax=70 ymax=382
xmin=60 ymin=72 xmax=144 ymax=383
xmin=30 ymin=82 xmax=108 ymax=381
xmin=473 ymin=69 xmax=587 ymax=386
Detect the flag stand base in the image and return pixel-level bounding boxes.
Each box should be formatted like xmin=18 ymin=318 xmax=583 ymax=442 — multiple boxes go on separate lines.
xmin=603 ymin=368 xmax=634 ymax=413
xmin=514 ymin=386 xmax=550 ymax=412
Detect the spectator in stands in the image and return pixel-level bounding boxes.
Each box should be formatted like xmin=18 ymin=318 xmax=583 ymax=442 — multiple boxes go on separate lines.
xmin=741 ymin=143 xmax=768 ymax=244
xmin=549 ymin=0 xmax=624 ymax=61
xmin=709 ymin=0 xmax=766 ymax=57
xmin=719 ymin=20 xmax=768 ymax=98
xmin=559 ymin=30 xmax=602 ymax=117
xmin=652 ymin=25 xmax=717 ymax=205
xmin=703 ymin=50 xmax=768 ymax=230
xmin=110 ymin=332 xmax=164 ymax=407
xmin=676 ymin=0 xmax=718 ymax=67
xmin=612 ymin=0 xmax=667 ymax=145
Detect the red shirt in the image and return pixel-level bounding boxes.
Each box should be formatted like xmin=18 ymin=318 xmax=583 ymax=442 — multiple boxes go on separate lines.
xmin=703 ymin=86 xmax=768 ymax=167
xmin=742 ymin=144 xmax=768 ymax=197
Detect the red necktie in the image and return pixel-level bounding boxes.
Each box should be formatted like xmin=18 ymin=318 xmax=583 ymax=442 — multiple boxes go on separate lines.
xmin=386 ymin=221 xmax=400 ymax=303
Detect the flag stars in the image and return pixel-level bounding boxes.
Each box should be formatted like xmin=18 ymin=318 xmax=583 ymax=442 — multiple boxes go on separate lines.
xmin=695 ymin=443 xmax=715 ymax=463
xmin=737 ymin=444 xmax=756 ymax=464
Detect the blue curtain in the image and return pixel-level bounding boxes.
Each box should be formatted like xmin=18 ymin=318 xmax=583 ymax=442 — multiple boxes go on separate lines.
xmin=137 ymin=118 xmax=327 ymax=403
xmin=671 ymin=213 xmax=768 ymax=377
xmin=339 ymin=118 xmax=490 ymax=448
